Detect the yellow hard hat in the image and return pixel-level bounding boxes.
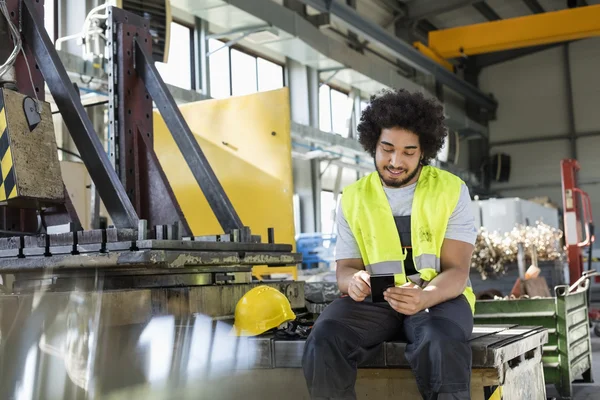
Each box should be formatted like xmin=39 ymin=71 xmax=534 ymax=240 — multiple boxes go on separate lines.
xmin=232 ymin=285 xmax=296 ymax=336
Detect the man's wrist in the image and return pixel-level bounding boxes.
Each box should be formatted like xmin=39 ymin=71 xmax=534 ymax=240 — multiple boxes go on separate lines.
xmin=421 ymin=286 xmax=438 ymax=309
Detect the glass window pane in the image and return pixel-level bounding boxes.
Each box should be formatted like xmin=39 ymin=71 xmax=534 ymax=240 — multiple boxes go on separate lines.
xmin=45 ymin=0 xmax=54 ymax=42
xmin=360 ymin=99 xmax=369 ymax=112
xmin=208 ymin=39 xmax=231 ymax=99
xmin=331 ymin=89 xmax=353 ymax=137
xmin=320 ymin=190 xmax=336 ymax=235
xmin=319 ymin=85 xmax=331 ymax=133
xmin=257 ymin=58 xmax=283 ymax=92
xmin=231 ymin=49 xmax=257 ymax=96
xmin=155 ymin=22 xmax=192 ymax=90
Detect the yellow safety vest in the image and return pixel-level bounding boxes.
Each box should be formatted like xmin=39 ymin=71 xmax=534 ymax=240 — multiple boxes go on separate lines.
xmin=341 ymin=165 xmax=476 ymax=314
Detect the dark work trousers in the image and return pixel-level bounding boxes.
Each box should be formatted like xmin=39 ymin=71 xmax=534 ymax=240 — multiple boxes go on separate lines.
xmin=302 ymin=295 xmax=473 ymax=400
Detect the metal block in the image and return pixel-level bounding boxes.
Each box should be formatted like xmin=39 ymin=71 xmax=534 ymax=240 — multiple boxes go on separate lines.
xmin=46 ymin=222 xmax=75 ymax=234
xmin=138 ymin=220 xmax=148 ymax=241
xmin=49 ymin=245 xmax=77 ymax=255
xmin=113 ymin=228 xmax=137 ymax=242
xmin=78 ymin=229 xmax=106 ymax=245
xmin=155 ymin=225 xmax=166 ymax=240
xmin=273 ymin=340 xmax=305 ymax=368
xmin=0 ymin=88 xmax=63 ymax=206
xmin=173 ymin=221 xmax=183 ymax=240
xmin=219 ymin=234 xmax=231 ymax=242
xmin=194 ymin=235 xmax=218 ymax=242
xmin=106 ymin=242 xmax=134 ymax=252
xmin=49 ymin=232 xmax=74 ymax=247
xmin=22 ymin=248 xmax=46 ymax=256
xmin=268 ymin=227 xmax=275 ymax=244
xmin=0 ymin=236 xmax=20 ymax=250
xmin=134 ymin=239 xmax=293 ymax=253
xmin=241 ymin=226 xmax=252 ymax=243
xmin=24 ymin=235 xmax=45 ymax=248
xmin=0 ymin=248 xmax=19 ymax=258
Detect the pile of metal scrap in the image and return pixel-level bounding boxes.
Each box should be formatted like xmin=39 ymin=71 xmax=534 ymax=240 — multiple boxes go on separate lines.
xmin=470 ymin=221 xmax=564 ymax=280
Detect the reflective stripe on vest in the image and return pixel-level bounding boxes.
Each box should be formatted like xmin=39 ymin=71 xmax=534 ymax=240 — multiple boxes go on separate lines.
xmin=342 ymin=165 xmax=476 ymax=314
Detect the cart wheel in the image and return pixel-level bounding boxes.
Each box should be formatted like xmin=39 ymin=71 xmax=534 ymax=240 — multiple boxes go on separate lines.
xmin=595 ymin=323 xmax=600 ymax=337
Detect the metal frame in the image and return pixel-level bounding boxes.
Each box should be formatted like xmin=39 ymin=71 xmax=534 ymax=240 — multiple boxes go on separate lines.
xmin=293 ymin=0 xmax=498 ymax=114
xmin=20 ymin=1 xmax=244 ymax=234
xmin=22 ymin=0 xmax=139 ymax=229
xmin=107 ymin=7 xmax=192 ymax=234
xmin=134 ymin=34 xmax=243 ymax=233
xmin=2 ymin=0 xmax=76 ymax=233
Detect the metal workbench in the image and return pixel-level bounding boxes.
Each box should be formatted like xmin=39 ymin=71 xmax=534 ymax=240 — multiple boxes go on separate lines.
xmin=217 ymin=324 xmax=549 ymax=400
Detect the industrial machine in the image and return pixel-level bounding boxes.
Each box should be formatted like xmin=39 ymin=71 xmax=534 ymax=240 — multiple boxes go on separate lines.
xmin=0 ymin=1 xmax=303 ymax=397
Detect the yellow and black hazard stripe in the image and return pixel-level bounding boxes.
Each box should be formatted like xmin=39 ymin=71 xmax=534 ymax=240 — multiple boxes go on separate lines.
xmin=484 ymin=385 xmax=503 ymax=400
xmin=0 ymin=92 xmax=17 ymax=202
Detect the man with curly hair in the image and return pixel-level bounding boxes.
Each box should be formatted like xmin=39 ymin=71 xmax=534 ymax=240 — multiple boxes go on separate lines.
xmin=302 ymin=89 xmax=477 ymax=400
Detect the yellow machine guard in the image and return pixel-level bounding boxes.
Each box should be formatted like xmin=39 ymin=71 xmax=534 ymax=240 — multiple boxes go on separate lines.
xmin=153 ymin=88 xmax=297 ymax=257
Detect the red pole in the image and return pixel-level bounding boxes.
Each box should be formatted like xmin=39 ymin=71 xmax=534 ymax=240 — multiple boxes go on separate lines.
xmin=561 ymin=159 xmax=583 ymax=285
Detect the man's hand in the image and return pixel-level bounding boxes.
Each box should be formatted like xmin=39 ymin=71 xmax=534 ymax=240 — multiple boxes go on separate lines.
xmin=348 ymin=270 xmax=371 ymax=302
xmin=384 ymin=282 xmax=430 ymax=315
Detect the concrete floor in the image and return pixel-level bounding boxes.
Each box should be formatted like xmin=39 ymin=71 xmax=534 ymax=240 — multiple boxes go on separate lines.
xmin=545 ymin=329 xmax=600 ymax=400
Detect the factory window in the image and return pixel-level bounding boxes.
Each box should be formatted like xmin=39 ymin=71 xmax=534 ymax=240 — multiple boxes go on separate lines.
xmin=257 ymin=58 xmax=284 ymax=92
xmin=360 ymin=99 xmax=369 ymax=112
xmin=44 ymin=0 xmax=56 ymax=42
xmin=319 ymin=85 xmax=332 ymax=133
xmin=208 ymin=40 xmax=284 ymax=98
xmin=231 ymin=49 xmax=258 ymax=96
xmin=319 ymin=84 xmax=354 ymax=138
xmin=155 ymin=22 xmax=193 ymax=90
xmin=208 ymin=39 xmax=231 ymax=99
xmin=320 ymin=190 xmax=338 ymax=235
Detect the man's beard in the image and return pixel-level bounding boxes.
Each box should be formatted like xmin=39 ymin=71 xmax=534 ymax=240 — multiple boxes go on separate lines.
xmin=376 ymin=162 xmax=420 ymax=188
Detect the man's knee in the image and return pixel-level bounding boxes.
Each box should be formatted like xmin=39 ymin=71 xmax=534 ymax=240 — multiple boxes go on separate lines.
xmin=407 ymin=317 xmax=472 ymax=392
xmin=420 ymin=317 xmax=471 ymax=359
xmin=305 ymin=318 xmax=362 ymax=357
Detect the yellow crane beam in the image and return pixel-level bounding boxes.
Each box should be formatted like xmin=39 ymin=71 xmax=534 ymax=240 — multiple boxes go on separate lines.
xmin=428 ymin=5 xmax=600 ymax=59
xmin=412 ymin=42 xmax=455 ymax=72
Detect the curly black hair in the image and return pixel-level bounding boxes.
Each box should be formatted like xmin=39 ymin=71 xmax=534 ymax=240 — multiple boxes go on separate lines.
xmin=357 ymin=88 xmax=447 ymax=165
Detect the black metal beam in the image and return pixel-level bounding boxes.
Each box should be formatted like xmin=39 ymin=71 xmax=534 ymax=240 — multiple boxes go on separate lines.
xmin=294 ymin=0 xmax=498 ymax=113
xmin=473 ymin=2 xmax=501 ymax=21
xmin=133 ymin=37 xmax=244 ymax=233
xmin=417 ymin=19 xmax=438 ymax=34
xmin=522 ymin=0 xmax=545 ymax=14
xmin=406 ymin=0 xmax=481 ymax=20
xmin=21 ymin=0 xmax=139 ymax=229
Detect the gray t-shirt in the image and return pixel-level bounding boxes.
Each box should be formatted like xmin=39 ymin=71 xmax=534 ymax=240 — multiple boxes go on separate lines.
xmin=335 ymin=181 xmax=477 ymax=260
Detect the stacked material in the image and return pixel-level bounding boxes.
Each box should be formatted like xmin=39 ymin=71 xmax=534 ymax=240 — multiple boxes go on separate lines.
xmin=471 ymin=221 xmax=565 ymax=280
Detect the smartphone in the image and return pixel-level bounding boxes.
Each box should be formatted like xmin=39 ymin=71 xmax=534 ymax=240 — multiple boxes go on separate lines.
xmin=368 ymin=274 xmax=395 ymax=303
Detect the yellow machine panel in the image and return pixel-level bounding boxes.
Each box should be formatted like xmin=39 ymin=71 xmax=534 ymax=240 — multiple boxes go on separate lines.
xmin=153 ymin=88 xmax=296 ymax=249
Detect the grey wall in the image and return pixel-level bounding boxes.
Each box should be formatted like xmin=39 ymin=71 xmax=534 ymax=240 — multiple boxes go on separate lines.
xmin=479 ymin=37 xmax=600 ymax=218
